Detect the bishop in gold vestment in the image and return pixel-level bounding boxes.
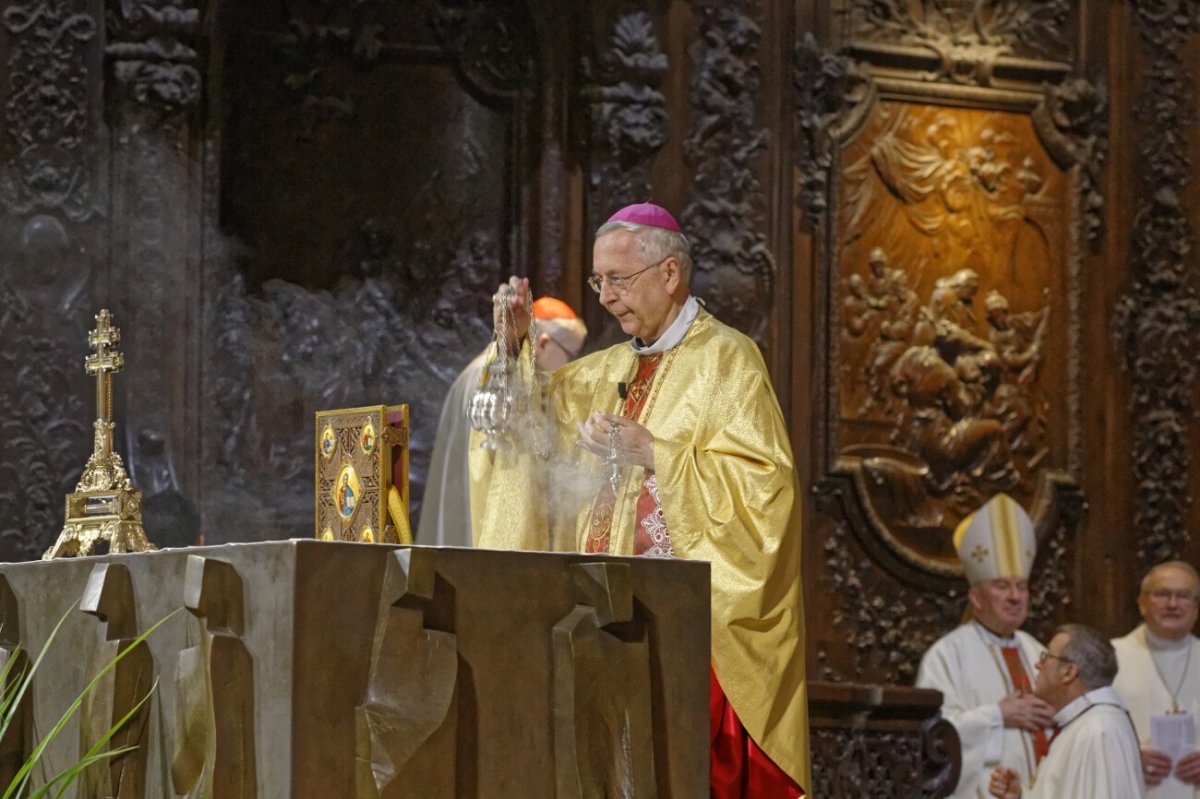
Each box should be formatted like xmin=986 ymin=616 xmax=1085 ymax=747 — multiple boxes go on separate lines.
xmin=469 ymin=202 xmax=810 ymax=794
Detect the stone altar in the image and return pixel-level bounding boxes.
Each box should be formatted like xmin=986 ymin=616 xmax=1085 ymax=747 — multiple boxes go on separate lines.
xmin=0 ymin=541 xmax=710 ymax=797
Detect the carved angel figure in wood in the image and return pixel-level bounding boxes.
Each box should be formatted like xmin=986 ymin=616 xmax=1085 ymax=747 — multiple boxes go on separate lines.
xmin=833 ymin=101 xmax=1064 ymax=561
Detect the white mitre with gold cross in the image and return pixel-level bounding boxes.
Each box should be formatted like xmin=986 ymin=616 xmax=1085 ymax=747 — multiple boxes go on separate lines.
xmin=953 ymin=493 xmax=1036 ymax=584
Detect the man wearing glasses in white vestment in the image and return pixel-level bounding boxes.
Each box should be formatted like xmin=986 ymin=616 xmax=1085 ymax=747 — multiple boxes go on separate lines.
xmin=1113 ymin=561 xmax=1200 ymax=798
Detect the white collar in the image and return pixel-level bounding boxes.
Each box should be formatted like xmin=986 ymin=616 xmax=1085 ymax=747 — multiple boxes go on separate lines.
xmin=1144 ymin=624 xmax=1193 ymax=652
xmin=630 ymin=295 xmax=700 ymax=356
xmin=1053 ymin=686 xmax=1127 ymax=727
xmin=973 ymin=620 xmax=1019 ymax=648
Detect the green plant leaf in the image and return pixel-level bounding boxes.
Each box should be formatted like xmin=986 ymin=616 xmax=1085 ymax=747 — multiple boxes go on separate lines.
xmin=29 ymin=745 xmax=137 ymax=799
xmin=3 ymin=607 xmax=177 ymax=797
xmin=40 ymin=676 xmax=160 ymax=799
xmin=0 ymin=602 xmax=78 ymax=752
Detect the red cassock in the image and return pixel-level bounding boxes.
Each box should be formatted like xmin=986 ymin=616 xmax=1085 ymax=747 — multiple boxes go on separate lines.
xmin=710 ymin=668 xmax=805 ymax=798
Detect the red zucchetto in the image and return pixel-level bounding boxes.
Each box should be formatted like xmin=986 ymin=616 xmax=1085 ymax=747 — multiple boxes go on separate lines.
xmin=532 ymin=296 xmax=578 ymax=320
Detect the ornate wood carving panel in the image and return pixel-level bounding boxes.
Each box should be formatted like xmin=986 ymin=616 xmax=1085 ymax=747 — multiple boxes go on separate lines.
xmin=808 ymin=683 xmax=960 ymax=799
xmin=800 ymin=3 xmax=1097 ymax=681
xmin=0 ymin=284 xmax=92 ymax=561
xmin=1 ymin=2 xmax=101 ymax=222
xmin=835 ymin=0 xmax=1076 ymax=75
xmin=831 ymin=99 xmax=1074 ymax=576
xmin=104 ymin=0 xmax=202 ymax=112
xmin=576 ymin=0 xmax=784 ymax=355
xmin=682 ymin=0 xmax=774 ymax=350
xmin=577 ymin=6 xmax=670 ymax=347
xmin=1113 ymin=0 xmax=1200 ymax=568
xmin=580 ymin=9 xmax=668 ymax=230
xmin=0 ymin=1 xmax=102 ymax=560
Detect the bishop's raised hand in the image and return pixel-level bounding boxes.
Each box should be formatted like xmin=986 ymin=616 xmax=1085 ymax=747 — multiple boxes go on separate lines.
xmin=492 ymin=276 xmax=531 ymax=356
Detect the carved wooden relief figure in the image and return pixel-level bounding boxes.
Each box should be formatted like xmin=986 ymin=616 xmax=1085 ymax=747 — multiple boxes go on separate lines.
xmin=355 ymin=548 xmax=457 ymax=798
xmin=830 ymin=101 xmax=1074 ymax=577
xmin=553 ymin=562 xmax=655 ymax=798
xmin=79 ymin=563 xmax=153 ymax=799
xmin=172 ymin=555 xmax=257 ymax=797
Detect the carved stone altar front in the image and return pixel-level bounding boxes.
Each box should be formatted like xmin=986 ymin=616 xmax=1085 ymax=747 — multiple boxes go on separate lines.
xmin=0 ymin=542 xmax=709 ymax=797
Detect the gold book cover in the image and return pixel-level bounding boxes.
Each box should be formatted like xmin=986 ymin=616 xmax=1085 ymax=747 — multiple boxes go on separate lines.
xmin=314 ymin=404 xmax=410 ymax=544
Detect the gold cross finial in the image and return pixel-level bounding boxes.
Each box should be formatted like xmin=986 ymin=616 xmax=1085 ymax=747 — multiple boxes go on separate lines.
xmin=86 ymin=308 xmax=123 ymax=376
xmin=85 ymin=309 xmax=123 ymax=424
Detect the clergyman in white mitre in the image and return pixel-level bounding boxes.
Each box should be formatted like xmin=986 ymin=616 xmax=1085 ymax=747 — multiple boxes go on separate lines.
xmin=1113 ymin=560 xmax=1200 ymax=799
xmin=916 ymin=493 xmax=1054 ymax=798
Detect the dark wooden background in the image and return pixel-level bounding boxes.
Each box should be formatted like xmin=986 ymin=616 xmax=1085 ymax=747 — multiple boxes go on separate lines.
xmin=0 ymin=0 xmax=1197 ymax=693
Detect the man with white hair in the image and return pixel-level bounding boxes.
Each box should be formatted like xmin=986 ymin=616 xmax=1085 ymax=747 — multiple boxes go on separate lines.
xmin=989 ymin=623 xmax=1144 ymax=798
xmin=418 ymin=297 xmax=586 ymax=547
xmin=1113 ymin=560 xmax=1200 ymax=797
xmin=472 ymin=202 xmax=809 ymax=796
xmin=917 ymin=493 xmax=1055 ymax=798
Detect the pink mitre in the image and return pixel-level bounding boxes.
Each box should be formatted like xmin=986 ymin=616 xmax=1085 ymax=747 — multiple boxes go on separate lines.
xmin=606 ymin=201 xmax=682 ymax=234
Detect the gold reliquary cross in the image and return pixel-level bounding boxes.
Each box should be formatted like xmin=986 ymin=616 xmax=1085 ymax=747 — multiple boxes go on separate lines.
xmin=44 ymin=309 xmax=153 ymax=559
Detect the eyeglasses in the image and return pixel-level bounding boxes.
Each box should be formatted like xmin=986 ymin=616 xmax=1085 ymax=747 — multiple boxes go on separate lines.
xmin=1038 ymin=650 xmax=1072 ymax=666
xmin=587 ymin=256 xmax=668 ymax=295
xmin=1145 ymin=589 xmax=1200 ymax=604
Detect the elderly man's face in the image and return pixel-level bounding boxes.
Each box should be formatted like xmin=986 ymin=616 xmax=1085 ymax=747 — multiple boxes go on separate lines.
xmin=969 ymin=576 xmax=1029 ymax=637
xmin=1139 ymin=565 xmax=1200 ymax=641
xmin=592 ymin=230 xmax=678 ymax=343
xmin=1034 ymin=631 xmax=1076 ymax=708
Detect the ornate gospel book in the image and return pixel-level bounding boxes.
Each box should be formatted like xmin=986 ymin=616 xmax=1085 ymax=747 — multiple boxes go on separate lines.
xmin=314 ymin=404 xmax=410 ymax=544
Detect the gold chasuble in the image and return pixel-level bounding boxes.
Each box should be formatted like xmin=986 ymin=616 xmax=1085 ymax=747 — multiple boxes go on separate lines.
xmin=469 ymin=307 xmax=810 ymax=788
